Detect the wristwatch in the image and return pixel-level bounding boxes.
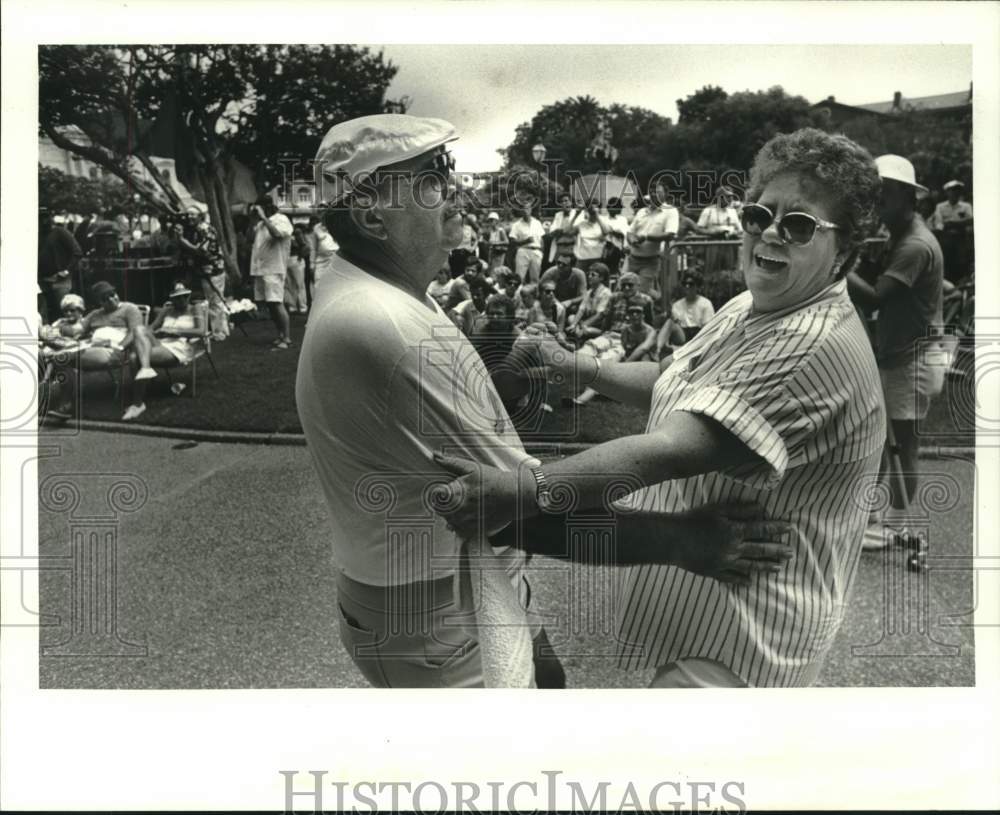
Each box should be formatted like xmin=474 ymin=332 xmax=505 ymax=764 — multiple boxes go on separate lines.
xmin=529 ymin=464 xmax=553 ymax=512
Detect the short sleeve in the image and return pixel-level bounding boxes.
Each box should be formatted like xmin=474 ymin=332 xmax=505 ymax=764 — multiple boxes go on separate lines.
xmin=667 ymin=328 xmax=829 ymax=489
xmin=270 ymin=214 xmax=294 ymax=238
xmin=881 ymin=239 xmax=933 ymax=289
xmin=697 ymin=208 xmax=711 ymax=228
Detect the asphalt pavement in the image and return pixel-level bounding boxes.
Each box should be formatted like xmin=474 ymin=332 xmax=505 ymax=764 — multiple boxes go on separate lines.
xmin=37 ymin=430 xmax=975 ymax=688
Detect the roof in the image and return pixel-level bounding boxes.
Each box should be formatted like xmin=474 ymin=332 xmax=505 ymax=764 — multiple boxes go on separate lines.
xmin=855 ymin=89 xmax=971 ymax=114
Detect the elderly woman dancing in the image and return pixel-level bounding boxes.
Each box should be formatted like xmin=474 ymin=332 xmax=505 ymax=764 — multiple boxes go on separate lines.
xmin=436 ymin=128 xmax=885 ymax=688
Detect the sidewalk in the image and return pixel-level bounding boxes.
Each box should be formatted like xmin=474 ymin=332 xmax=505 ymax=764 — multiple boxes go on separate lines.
xmin=36 ymin=429 xmax=975 ymax=689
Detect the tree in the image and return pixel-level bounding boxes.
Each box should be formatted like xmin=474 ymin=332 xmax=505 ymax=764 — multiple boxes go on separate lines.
xmin=39 ymin=44 xmax=406 ymax=283
xmin=38 ymin=165 xmax=133 ymax=216
xmin=676 ymin=85 xmax=728 ymax=124
xmin=501 ymin=96 xmax=674 ymax=197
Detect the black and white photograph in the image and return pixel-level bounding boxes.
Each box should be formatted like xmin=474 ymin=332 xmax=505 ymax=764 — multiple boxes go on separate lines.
xmin=3 ymin=1 xmax=999 ymax=812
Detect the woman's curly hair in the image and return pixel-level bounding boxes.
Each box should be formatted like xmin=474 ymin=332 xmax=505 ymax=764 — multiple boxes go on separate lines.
xmin=746 ymin=128 xmax=880 ymax=265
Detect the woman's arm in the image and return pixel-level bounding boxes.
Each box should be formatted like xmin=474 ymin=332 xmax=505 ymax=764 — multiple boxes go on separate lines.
xmin=489 ymin=504 xmax=791 ymax=585
xmin=436 ymin=409 xmax=762 ymax=537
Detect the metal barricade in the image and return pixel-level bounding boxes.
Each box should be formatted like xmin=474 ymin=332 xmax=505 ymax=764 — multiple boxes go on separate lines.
xmin=660 ymin=238 xmax=743 ymax=313
xmin=80 ymin=254 xmax=182 ymax=306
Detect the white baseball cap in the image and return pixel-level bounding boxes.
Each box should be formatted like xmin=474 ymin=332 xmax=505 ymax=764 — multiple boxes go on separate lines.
xmin=942 ymin=179 xmax=965 ymax=191
xmin=487 ymin=211 xmax=500 ymax=220
xmin=875 ymin=154 xmax=928 ymax=192
xmin=315 ymin=114 xmax=458 ymax=205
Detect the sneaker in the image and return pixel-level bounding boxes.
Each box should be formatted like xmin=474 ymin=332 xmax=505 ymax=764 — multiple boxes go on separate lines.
xmin=270 ymin=340 xmax=292 ymax=351
xmin=122 ymin=403 xmax=147 ymax=421
xmin=135 ymin=367 xmax=157 ymax=380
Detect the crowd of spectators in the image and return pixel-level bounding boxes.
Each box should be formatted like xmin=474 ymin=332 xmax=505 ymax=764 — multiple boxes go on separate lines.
xmin=37 ymin=165 xmax=973 ymax=429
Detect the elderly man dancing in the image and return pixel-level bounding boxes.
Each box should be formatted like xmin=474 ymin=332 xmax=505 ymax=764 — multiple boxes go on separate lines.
xmin=295 ymin=114 xmax=790 ymax=689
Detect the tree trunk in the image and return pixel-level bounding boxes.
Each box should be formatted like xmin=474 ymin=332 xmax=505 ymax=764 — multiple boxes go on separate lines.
xmin=199 ymin=160 xmax=240 ymax=287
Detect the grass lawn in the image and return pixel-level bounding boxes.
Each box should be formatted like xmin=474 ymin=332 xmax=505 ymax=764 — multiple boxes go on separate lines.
xmin=57 ymin=311 xmax=975 ymax=447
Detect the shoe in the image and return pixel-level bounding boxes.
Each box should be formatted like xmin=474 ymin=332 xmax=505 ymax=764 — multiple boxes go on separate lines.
xmin=540 ymin=403 xmax=554 ymax=413
xmin=135 ymin=367 xmax=157 ymax=380
xmin=270 ymin=340 xmax=291 ymax=351
xmin=170 ymin=383 xmax=187 ymax=396
xmin=122 ymin=403 xmax=147 ymax=421
xmin=862 ymin=521 xmax=908 ymax=551
xmin=47 ymin=403 xmax=73 ymax=422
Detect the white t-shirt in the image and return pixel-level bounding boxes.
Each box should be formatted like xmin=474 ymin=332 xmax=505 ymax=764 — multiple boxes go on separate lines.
xmin=508 ymin=217 xmax=544 ymax=252
xmin=603 ymin=214 xmax=631 ymax=250
xmin=629 ymin=205 xmax=680 ymax=257
xmin=426 ymin=277 xmax=453 ymax=304
xmin=296 ymin=256 xmax=534 ymax=586
xmin=574 ymin=216 xmax=606 ymax=261
xmin=250 ymin=213 xmax=294 ymax=277
xmin=671 ymin=295 xmax=716 ymax=328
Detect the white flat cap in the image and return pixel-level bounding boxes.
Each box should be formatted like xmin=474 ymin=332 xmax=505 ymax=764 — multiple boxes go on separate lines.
xmin=315 ymin=114 xmax=458 ymax=205
xmin=942 ymin=179 xmax=964 ymax=190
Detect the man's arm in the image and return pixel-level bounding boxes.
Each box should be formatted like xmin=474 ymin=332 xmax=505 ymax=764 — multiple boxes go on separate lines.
xmin=846 ymin=270 xmax=905 ymax=310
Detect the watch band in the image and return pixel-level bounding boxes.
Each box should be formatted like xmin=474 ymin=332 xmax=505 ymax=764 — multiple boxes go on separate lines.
xmin=529 ymin=465 xmax=553 ymax=512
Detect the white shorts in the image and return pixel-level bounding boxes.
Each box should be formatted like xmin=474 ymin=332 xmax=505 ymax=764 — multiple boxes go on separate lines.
xmin=253 ymin=273 xmax=286 ymax=303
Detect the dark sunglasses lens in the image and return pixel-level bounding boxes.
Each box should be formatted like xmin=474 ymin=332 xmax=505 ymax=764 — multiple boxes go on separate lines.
xmin=740 ymin=204 xmax=771 ymax=234
xmin=779 ymin=214 xmax=818 ymax=245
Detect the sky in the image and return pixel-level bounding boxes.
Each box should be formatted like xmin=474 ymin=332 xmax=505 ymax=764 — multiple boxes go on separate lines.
xmin=381 ymin=44 xmax=972 ymax=173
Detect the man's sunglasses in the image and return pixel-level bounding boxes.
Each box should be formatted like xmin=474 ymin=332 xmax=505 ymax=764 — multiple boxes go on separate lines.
xmin=740 ymin=203 xmax=840 ymax=246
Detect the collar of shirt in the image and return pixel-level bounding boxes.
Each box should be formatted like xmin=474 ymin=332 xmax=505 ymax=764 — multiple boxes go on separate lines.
xmin=736 ymin=278 xmax=849 ymax=340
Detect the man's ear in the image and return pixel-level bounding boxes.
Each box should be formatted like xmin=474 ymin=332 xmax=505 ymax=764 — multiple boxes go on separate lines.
xmin=348 ymin=198 xmax=388 ymax=242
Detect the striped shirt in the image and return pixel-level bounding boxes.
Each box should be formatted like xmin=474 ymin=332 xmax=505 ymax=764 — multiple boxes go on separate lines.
xmin=614 ymin=279 xmax=885 ymax=687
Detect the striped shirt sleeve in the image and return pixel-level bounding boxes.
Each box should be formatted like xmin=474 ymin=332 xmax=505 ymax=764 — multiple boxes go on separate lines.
xmin=668 ymin=321 xmax=832 ymax=490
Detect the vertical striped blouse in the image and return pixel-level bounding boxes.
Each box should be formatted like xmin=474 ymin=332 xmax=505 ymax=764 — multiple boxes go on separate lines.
xmin=614 ymin=278 xmax=886 ymax=687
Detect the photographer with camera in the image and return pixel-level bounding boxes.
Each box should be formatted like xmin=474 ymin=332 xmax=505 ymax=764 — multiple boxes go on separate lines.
xmin=172 ymin=210 xmax=230 ymax=341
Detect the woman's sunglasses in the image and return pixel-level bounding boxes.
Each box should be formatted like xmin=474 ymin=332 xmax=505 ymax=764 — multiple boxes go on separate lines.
xmin=740 ymin=202 xmax=840 ymax=246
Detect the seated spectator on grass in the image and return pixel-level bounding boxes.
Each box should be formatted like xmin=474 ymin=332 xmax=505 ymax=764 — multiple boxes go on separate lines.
xmin=565 ymin=262 xmax=613 ymax=344
xmin=426 ymin=264 xmax=454 ymax=309
xmin=514 ymin=283 xmax=537 ymax=331
xmin=539 ymin=249 xmax=588 ymax=313
xmin=495 ymin=266 xmax=520 ymax=302
xmin=608 ymin=271 xmax=655 ymax=325
xmin=528 ymin=279 xmax=568 ymax=335
xmin=47 ymin=281 xmax=158 ymax=422
xmin=447 ymin=254 xmax=495 ymax=309
xmin=572 ymin=298 xmax=656 ymax=406
xmin=470 ymin=293 xmax=532 ymax=414
xmin=620 ymin=299 xmax=657 ymax=362
xmin=669 ymin=269 xmax=715 ymax=341
xmin=450 ymin=277 xmax=493 ymax=336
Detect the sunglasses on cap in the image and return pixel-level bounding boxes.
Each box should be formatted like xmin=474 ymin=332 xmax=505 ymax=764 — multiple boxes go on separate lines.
xmin=417 ymin=149 xmax=456 ymax=182
xmin=740 ymin=203 xmax=840 ymax=247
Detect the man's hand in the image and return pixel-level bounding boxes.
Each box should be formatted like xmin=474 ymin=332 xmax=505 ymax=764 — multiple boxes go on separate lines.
xmin=432 ymin=452 xmax=528 ymax=539
xmin=665 ymin=503 xmax=793 ymax=586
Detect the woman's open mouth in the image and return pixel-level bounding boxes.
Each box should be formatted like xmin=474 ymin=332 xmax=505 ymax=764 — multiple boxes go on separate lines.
xmin=754 ymin=252 xmax=788 ymax=273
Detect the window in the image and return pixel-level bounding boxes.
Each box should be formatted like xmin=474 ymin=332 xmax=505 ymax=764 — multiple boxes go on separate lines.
xmin=296 ymin=187 xmax=314 ymax=205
